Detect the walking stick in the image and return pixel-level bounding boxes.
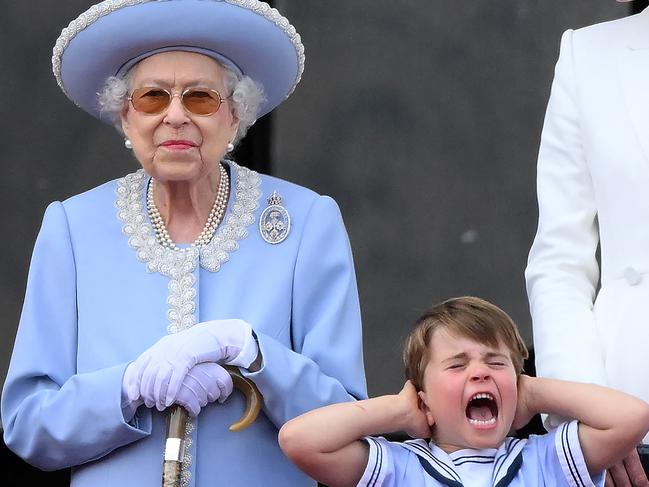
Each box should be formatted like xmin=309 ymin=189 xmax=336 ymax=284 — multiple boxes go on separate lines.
xmin=162 ymin=366 xmax=263 ymax=487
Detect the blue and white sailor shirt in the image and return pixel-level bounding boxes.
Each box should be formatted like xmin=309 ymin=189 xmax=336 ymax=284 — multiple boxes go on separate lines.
xmin=359 ymin=421 xmax=604 ymax=487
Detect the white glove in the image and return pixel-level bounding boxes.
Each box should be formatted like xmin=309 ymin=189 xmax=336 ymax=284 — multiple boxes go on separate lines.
xmin=125 ymin=319 xmax=258 ymax=409
xmin=174 ymin=362 xmax=234 ymax=416
xmin=121 ymin=363 xmax=144 ymax=421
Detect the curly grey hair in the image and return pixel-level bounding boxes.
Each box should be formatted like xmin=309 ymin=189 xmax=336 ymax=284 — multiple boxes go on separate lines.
xmin=98 ymin=60 xmax=266 ymax=145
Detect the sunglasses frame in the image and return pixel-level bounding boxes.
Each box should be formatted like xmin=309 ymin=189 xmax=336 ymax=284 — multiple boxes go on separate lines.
xmin=127 ymin=87 xmax=225 ymax=116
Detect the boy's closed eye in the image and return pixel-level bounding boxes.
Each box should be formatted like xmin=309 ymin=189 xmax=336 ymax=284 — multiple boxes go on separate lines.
xmin=446 ymin=362 xmax=466 ymax=370
xmin=488 ymin=361 xmax=507 ymax=367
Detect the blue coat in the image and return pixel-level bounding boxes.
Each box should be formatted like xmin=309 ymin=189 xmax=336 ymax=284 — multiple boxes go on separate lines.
xmin=1 ymin=161 xmax=367 ymax=486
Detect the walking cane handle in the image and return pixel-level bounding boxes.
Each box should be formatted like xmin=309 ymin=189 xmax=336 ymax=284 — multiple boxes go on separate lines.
xmin=161 ymin=366 xmax=263 ymax=486
xmin=224 ymin=365 xmax=263 ymax=431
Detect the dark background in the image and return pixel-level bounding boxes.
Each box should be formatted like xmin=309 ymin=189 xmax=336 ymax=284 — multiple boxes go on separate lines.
xmin=2 ymin=1 xmax=646 ymax=484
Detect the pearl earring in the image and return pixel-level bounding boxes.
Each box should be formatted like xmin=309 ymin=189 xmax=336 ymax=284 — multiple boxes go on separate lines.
xmin=227 ymin=142 xmax=234 ymax=153
xmin=124 ymin=138 xmax=133 ymax=150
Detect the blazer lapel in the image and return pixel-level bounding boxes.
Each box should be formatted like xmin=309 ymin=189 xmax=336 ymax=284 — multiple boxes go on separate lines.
xmin=620 ymin=8 xmax=649 ymax=164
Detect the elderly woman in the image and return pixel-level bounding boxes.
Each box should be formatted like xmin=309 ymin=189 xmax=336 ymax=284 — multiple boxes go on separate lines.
xmin=1 ymin=1 xmax=366 ymax=486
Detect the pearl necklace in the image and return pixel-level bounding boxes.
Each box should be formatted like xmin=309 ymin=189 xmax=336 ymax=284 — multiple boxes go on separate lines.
xmin=147 ymin=163 xmax=229 ymax=251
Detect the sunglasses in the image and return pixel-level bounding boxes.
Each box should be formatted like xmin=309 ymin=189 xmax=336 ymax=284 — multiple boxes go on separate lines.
xmin=128 ymin=87 xmax=225 ymax=116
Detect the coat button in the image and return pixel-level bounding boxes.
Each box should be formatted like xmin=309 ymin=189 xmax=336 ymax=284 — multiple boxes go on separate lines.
xmin=624 ymin=267 xmax=642 ymax=286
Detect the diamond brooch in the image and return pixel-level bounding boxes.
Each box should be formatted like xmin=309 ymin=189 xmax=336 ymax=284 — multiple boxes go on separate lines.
xmin=259 ymin=191 xmax=290 ymax=244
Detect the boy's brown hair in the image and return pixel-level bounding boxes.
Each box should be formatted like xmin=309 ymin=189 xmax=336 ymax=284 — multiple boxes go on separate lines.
xmin=403 ymin=296 xmax=529 ymax=391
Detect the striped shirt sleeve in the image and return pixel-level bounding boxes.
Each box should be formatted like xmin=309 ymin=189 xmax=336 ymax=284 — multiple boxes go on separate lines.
xmin=357 ymin=436 xmax=425 ymax=487
xmin=357 ymin=436 xmax=390 ymax=487
xmin=553 ymin=420 xmax=604 ymax=487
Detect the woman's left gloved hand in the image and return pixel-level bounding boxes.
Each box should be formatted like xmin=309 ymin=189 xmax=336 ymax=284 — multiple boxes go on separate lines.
xmin=125 ymin=319 xmax=258 ymax=410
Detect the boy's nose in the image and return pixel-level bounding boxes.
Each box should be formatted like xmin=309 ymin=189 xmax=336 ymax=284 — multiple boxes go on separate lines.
xmin=470 ymin=366 xmax=491 ymax=381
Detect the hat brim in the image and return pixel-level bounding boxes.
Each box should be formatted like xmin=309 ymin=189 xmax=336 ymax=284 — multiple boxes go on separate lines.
xmin=54 ymin=0 xmax=304 ymax=122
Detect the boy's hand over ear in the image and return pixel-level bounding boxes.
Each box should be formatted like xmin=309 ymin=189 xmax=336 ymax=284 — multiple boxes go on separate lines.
xmin=398 ymin=380 xmax=432 ymax=439
xmin=512 ymin=375 xmax=538 ymax=430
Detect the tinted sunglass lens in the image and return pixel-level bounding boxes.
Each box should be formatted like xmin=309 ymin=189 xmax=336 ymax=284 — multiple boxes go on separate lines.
xmin=131 ymin=88 xmax=170 ymax=114
xmin=183 ymin=89 xmax=221 ymax=115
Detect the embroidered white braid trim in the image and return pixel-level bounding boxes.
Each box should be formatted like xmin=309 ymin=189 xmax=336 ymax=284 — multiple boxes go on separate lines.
xmin=52 ymin=0 xmax=305 ymax=96
xmin=114 ymin=163 xmax=261 ymax=291
xmin=116 ymin=160 xmax=261 ymax=327
xmin=115 ymin=160 xmax=260 ymax=486
xmin=180 ymin=417 xmax=195 ymax=487
xmin=200 ymin=162 xmax=261 ymax=272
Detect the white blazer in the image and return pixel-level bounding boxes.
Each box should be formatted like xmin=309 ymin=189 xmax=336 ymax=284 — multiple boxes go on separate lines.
xmin=526 ymin=8 xmax=649 ymax=438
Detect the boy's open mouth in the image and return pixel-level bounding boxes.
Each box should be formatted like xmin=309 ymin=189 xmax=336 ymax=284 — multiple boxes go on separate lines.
xmin=466 ymin=393 xmax=498 ymax=426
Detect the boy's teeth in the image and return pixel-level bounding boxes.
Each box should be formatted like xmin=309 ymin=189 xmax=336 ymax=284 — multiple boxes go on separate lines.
xmin=470 ymin=393 xmax=494 ymax=401
xmin=468 ymin=417 xmax=497 ymax=425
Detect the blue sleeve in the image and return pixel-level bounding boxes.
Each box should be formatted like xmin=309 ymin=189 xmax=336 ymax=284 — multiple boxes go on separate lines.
xmin=526 ymin=421 xmax=604 ymax=487
xmin=243 ymin=195 xmax=367 ymax=425
xmin=1 ymin=202 xmax=151 ymax=471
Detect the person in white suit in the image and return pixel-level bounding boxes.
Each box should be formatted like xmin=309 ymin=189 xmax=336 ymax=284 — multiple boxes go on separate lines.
xmin=525 ymin=3 xmax=649 ymax=487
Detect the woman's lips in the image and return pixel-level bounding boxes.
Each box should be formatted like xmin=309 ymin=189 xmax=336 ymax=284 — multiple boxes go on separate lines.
xmin=160 ymin=140 xmax=197 ymax=151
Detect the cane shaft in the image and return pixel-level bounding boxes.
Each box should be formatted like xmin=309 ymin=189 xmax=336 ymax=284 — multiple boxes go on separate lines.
xmin=162 ymin=406 xmax=188 ymax=487
xmin=160 ymin=369 xmax=262 ymax=486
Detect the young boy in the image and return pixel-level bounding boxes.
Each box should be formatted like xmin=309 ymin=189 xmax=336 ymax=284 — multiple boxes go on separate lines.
xmin=279 ymin=296 xmax=649 ymax=487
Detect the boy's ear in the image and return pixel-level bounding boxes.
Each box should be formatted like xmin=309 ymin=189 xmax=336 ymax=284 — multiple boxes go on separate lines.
xmin=418 ymin=390 xmax=436 ymax=427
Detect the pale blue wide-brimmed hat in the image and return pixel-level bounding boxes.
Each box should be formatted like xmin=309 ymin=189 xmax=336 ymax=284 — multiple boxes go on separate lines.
xmin=52 ymin=0 xmax=305 ymax=122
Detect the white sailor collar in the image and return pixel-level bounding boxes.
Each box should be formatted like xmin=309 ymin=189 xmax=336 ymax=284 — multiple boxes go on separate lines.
xmin=401 ymin=437 xmax=526 ymax=487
